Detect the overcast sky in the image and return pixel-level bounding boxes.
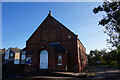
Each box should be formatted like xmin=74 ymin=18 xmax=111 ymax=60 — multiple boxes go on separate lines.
xmin=2 ymin=2 xmax=108 ymax=54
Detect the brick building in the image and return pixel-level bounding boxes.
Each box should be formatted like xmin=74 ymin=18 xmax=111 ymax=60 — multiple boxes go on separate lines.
xmin=1 ymin=47 xmax=26 ymax=64
xmin=1 ymin=47 xmax=26 ymax=76
xmin=25 ymin=11 xmax=87 ymax=72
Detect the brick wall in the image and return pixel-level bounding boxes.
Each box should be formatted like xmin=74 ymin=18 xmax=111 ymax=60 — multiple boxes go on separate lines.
xmin=25 ymin=14 xmax=87 ymax=72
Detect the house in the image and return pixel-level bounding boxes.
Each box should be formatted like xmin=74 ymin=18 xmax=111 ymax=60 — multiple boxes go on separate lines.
xmin=1 ymin=47 xmax=26 ymax=75
xmin=2 ymin=47 xmax=21 ymax=64
xmin=24 ymin=11 xmax=87 ymax=72
xmin=1 ymin=47 xmax=26 ymax=64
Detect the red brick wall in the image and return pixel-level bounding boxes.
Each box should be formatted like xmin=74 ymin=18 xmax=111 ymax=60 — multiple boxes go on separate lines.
xmin=56 ymin=53 xmax=67 ymax=71
xmin=25 ymin=15 xmax=86 ymax=72
xmin=77 ymin=39 xmax=87 ymax=72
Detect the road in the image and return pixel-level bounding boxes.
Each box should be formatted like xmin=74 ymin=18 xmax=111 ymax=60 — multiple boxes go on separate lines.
xmin=87 ymin=66 xmax=120 ymax=80
xmin=2 ymin=66 xmax=120 ymax=80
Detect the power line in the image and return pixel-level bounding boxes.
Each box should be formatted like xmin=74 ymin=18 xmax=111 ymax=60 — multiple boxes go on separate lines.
xmin=59 ymin=15 xmax=102 ymax=25
xmin=3 ymin=20 xmax=99 ymax=35
xmin=60 ymin=14 xmax=103 ymax=22
xmin=61 ymin=12 xmax=103 ymax=21
xmin=66 ymin=21 xmax=99 ymax=29
xmin=81 ymin=29 xmax=103 ymax=40
xmin=60 ymin=17 xmax=99 ymax=25
xmin=2 ymin=21 xmax=100 ymax=41
xmin=60 ymin=13 xmax=93 ymax=20
xmin=2 ymin=14 xmax=102 ymax=41
xmin=3 ymin=13 xmax=102 ymax=35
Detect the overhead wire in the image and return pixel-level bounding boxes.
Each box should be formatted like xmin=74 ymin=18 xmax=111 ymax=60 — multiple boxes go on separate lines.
xmin=3 ymin=13 xmax=103 ymax=41
xmin=60 ymin=13 xmax=103 ymax=22
xmin=3 ymin=21 xmax=102 ymax=41
xmin=60 ymin=12 xmax=103 ymax=21
xmin=59 ymin=14 xmax=103 ymax=25
xmin=80 ymin=29 xmax=103 ymax=40
xmin=3 ymin=13 xmax=102 ymax=34
xmin=63 ymin=21 xmax=99 ymax=30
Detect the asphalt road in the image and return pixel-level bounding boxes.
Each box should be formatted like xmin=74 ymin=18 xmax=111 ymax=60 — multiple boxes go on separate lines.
xmin=2 ymin=66 xmax=120 ymax=80
xmin=87 ymin=66 xmax=120 ymax=80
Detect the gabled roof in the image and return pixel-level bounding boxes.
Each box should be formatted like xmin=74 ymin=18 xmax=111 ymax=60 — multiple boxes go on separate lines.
xmin=10 ymin=48 xmax=22 ymax=53
xmin=27 ymin=11 xmax=77 ymax=42
xmin=0 ymin=47 xmax=22 ymax=54
xmin=50 ymin=15 xmax=76 ymax=36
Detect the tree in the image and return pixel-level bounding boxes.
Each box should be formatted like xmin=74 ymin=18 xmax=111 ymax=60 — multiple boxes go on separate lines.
xmin=88 ymin=49 xmax=103 ymax=65
xmin=93 ymin=1 xmax=120 ymax=49
xmin=88 ymin=49 xmax=120 ymax=66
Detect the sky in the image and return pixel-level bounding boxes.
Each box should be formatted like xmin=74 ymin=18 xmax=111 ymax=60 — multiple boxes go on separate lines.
xmin=1 ymin=0 xmax=103 ymax=2
xmin=2 ymin=2 xmax=108 ymax=54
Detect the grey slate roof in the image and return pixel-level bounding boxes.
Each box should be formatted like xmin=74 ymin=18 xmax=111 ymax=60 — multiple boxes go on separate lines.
xmin=10 ymin=48 xmax=22 ymax=53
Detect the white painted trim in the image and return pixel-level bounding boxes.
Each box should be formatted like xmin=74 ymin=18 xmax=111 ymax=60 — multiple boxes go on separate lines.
xmin=58 ymin=63 xmax=62 ymax=65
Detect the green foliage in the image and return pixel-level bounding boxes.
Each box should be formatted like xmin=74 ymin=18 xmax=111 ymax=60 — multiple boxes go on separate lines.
xmin=92 ymin=1 xmax=120 ymax=67
xmin=88 ymin=49 xmax=120 ymax=67
xmin=93 ymin=1 xmax=120 ymax=49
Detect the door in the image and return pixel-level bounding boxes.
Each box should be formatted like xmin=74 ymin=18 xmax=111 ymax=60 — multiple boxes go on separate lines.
xmin=40 ymin=50 xmax=48 ymax=69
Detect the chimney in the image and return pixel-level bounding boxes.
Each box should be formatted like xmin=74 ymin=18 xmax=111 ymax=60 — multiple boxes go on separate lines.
xmin=48 ymin=10 xmax=52 ymax=16
xmin=3 ymin=48 xmax=6 ymax=51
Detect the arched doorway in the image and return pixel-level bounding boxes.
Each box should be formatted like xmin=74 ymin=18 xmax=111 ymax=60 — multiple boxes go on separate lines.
xmin=40 ymin=50 xmax=48 ymax=69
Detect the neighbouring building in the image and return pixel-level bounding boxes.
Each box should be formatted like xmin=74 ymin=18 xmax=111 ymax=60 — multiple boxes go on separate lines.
xmin=24 ymin=11 xmax=88 ymax=72
xmin=1 ymin=47 xmax=26 ymax=64
xmin=1 ymin=47 xmax=26 ymax=75
xmin=0 ymin=48 xmax=6 ymax=63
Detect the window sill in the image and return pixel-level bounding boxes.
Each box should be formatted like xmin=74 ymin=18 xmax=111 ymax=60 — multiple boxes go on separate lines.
xmin=58 ymin=64 xmax=62 ymax=65
xmin=28 ymin=64 xmax=31 ymax=65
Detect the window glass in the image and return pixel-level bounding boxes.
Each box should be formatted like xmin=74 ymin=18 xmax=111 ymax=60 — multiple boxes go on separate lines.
xmin=15 ymin=53 xmax=20 ymax=59
xmin=58 ymin=55 xmax=62 ymax=65
xmin=5 ymin=52 xmax=9 ymax=60
xmin=21 ymin=54 xmax=26 ymax=64
xmin=22 ymin=51 xmax=26 ymax=54
xmin=14 ymin=59 xmax=19 ymax=64
xmin=26 ymin=56 xmax=31 ymax=65
xmin=14 ymin=53 xmax=20 ymax=64
xmin=68 ymin=36 xmax=71 ymax=38
xmin=10 ymin=53 xmax=13 ymax=56
xmin=22 ymin=55 xmax=26 ymax=60
xmin=9 ymin=53 xmax=14 ymax=60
